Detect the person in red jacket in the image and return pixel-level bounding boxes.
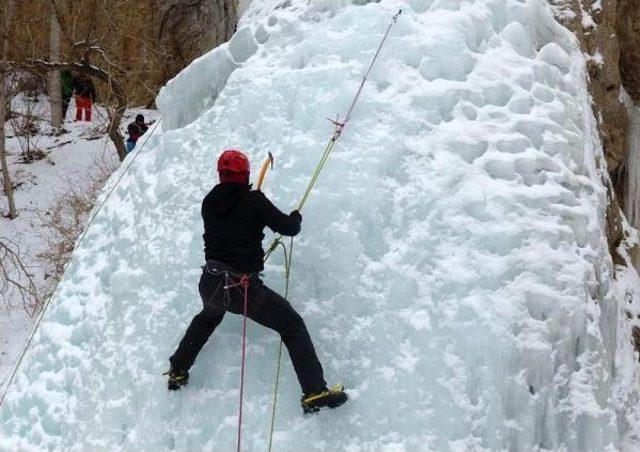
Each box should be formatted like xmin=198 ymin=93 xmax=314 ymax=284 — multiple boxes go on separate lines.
xmin=73 ymin=77 xmax=96 ymax=122
xmin=167 ymin=149 xmax=347 ymax=413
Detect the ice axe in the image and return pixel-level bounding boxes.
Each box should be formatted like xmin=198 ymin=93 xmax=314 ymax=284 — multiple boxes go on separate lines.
xmin=256 ymin=152 xmax=274 ymax=191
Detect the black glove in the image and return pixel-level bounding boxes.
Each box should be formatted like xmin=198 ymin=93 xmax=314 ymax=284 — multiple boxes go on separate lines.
xmin=290 ymin=210 xmax=302 ymax=224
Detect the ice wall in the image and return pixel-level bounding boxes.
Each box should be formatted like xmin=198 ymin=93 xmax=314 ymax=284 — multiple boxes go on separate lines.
xmin=623 ymin=91 xmax=640 ymax=243
xmin=0 ymin=0 xmax=623 ymax=450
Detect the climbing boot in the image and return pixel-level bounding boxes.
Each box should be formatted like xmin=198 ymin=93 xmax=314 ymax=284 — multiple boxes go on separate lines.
xmin=301 ymin=384 xmax=348 ymax=414
xmin=164 ymin=367 xmax=189 ymax=391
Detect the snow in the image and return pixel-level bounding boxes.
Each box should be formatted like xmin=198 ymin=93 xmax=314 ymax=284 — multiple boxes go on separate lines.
xmin=0 ymin=0 xmax=634 ymax=450
xmin=548 ymin=0 xmax=578 ymax=23
xmin=591 ymin=0 xmax=603 ymax=13
xmin=0 ymin=94 xmax=158 ymax=397
xmin=581 ymin=12 xmax=596 ymax=31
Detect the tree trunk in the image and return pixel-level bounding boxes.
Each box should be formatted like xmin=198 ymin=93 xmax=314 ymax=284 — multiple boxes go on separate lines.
xmin=109 ymin=107 xmax=128 ymax=162
xmin=0 ymin=0 xmax=18 ymax=219
xmin=48 ymin=13 xmax=63 ymax=128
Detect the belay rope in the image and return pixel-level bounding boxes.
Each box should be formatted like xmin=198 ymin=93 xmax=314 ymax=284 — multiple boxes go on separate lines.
xmin=223 ymin=274 xmax=251 ymax=452
xmin=240 ymin=9 xmax=402 ymax=452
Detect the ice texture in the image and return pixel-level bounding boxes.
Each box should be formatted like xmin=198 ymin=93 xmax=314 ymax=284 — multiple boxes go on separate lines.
xmin=0 ymin=0 xmax=625 ymax=450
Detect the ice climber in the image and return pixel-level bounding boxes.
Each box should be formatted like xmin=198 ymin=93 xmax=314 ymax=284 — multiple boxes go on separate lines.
xmin=166 ymin=149 xmax=348 ymax=413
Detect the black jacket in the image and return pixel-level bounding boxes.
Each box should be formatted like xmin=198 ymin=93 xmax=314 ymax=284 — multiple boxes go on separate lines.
xmin=202 ymin=183 xmax=301 ymax=272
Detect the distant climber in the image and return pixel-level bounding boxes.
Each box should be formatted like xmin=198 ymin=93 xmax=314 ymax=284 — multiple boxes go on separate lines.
xmin=60 ymin=71 xmax=73 ymax=120
xmin=126 ymin=114 xmax=149 ymax=153
xmin=166 ymin=149 xmax=347 ymax=414
xmin=73 ymin=77 xmax=96 ymax=122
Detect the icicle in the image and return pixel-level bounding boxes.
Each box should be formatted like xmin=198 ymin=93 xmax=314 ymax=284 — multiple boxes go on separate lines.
xmin=623 ymin=90 xmax=640 ymax=238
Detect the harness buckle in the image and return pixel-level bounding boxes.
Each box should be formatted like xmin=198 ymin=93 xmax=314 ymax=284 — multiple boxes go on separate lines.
xmin=223 ymin=274 xmax=251 ymax=290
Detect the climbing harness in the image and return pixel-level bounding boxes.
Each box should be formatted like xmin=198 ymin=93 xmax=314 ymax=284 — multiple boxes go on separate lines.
xmin=0 ymin=119 xmax=162 ymax=408
xmin=262 ymin=9 xmax=402 ymax=451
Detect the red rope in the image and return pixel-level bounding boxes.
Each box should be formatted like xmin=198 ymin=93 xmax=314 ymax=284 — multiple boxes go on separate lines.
xmin=236 ymin=275 xmax=250 ymax=452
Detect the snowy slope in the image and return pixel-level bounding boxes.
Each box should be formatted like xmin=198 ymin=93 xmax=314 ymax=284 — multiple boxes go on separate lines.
xmin=0 ymin=96 xmax=158 ymax=395
xmin=0 ymin=97 xmax=158 ymax=397
xmin=0 ymin=0 xmax=627 ymax=450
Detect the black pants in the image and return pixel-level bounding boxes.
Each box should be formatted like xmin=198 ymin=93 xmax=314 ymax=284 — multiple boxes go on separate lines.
xmin=170 ymin=270 xmax=327 ymax=395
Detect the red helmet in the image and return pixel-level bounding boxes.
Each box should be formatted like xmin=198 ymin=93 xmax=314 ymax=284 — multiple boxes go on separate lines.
xmin=218 ymin=149 xmax=250 ymax=174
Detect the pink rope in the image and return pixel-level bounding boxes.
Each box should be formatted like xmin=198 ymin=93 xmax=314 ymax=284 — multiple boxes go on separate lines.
xmin=236 ymin=275 xmax=250 ymax=452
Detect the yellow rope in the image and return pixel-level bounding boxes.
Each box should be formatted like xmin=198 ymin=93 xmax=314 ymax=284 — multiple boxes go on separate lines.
xmin=264 ymin=11 xmax=401 ymax=448
xmin=264 ymin=128 xmax=338 ymax=451
xmin=267 ymin=238 xmax=293 ymax=452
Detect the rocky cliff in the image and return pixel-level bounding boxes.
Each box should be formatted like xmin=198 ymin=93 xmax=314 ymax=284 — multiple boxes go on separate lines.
xmin=152 ymin=0 xmax=237 ymax=104
xmin=549 ymin=0 xmax=640 ymax=261
xmin=617 ymin=0 xmax=640 ymax=103
xmin=5 ymin=0 xmax=237 ymax=105
xmin=550 ymin=0 xmax=627 ymax=174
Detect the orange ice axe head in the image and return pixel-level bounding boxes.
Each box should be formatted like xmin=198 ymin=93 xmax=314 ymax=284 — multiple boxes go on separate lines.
xmin=256 ymin=152 xmax=274 ymax=191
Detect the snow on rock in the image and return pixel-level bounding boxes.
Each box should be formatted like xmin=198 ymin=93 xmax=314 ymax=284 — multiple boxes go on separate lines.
xmin=0 ymin=0 xmax=626 ymax=450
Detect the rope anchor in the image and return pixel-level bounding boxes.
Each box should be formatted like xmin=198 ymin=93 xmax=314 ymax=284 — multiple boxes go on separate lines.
xmin=327 ymin=116 xmax=346 ymax=141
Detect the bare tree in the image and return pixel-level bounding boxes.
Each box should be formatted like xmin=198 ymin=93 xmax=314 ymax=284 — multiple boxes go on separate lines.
xmin=0 ymin=238 xmax=40 ymax=315
xmin=15 ymin=51 xmax=129 ymax=161
xmin=48 ymin=11 xmax=63 ymax=128
xmin=7 ymin=75 xmax=48 ymax=164
xmin=0 ymin=0 xmax=18 ymax=219
xmin=45 ymin=2 xmax=131 ymax=160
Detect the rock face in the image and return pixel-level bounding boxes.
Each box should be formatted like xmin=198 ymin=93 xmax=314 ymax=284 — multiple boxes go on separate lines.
xmin=550 ymin=0 xmax=628 ymax=175
xmin=617 ymin=0 xmax=640 ymax=103
xmin=549 ymin=0 xmax=629 ymax=260
xmin=7 ymin=0 xmax=237 ymax=105
xmin=549 ymin=0 xmax=640 ymax=261
xmin=152 ymin=0 xmax=237 ymax=102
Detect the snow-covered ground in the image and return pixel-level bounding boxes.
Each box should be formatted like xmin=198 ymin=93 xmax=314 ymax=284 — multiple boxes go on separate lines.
xmin=1 ymin=0 xmax=640 ymax=450
xmin=0 ymin=94 xmax=158 ymax=397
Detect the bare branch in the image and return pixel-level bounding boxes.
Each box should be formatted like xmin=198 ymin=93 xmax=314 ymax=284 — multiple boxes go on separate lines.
xmin=0 ymin=238 xmax=41 ymax=316
xmin=8 ymin=58 xmax=129 ymax=161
